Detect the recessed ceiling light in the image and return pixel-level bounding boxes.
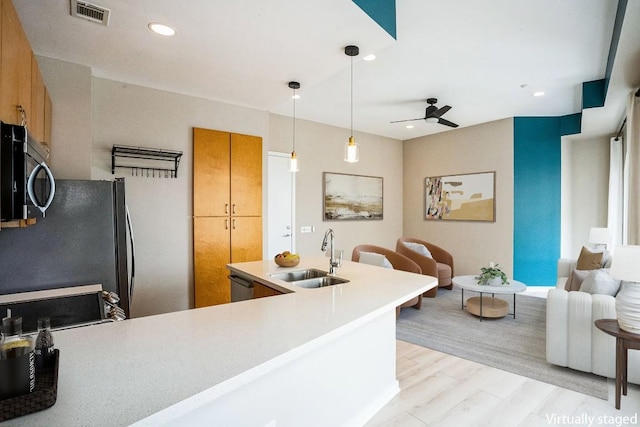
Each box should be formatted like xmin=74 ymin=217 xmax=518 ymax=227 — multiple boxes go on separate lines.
xmin=148 ymin=22 xmax=176 ymax=36
xmin=363 ymin=54 xmax=376 ymax=61
xmin=533 ymin=91 xmax=545 ymax=97
xmin=406 ymin=124 xmax=414 ymax=129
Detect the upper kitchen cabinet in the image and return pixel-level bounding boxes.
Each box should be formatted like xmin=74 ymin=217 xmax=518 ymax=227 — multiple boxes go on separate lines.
xmin=0 ymin=0 xmax=32 ymax=126
xmin=193 ymin=128 xmax=262 ymax=217
xmin=0 ymin=0 xmax=52 ymax=151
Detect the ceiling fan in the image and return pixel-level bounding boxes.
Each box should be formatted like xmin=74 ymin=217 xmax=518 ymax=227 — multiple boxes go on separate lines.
xmin=391 ymin=98 xmax=459 ymax=128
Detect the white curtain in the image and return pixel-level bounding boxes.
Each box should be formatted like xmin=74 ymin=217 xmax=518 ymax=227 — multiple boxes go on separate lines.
xmin=625 ymin=91 xmax=640 ymax=245
xmin=608 ymin=137 xmax=624 ymax=246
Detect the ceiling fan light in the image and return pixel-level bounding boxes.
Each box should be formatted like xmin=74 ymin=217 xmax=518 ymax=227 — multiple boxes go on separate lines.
xmin=426 ymin=117 xmax=438 ymax=124
xmin=344 ymin=136 xmax=359 ymax=163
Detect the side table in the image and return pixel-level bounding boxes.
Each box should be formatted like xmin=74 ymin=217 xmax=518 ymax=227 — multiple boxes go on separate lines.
xmin=594 ymin=318 xmax=640 ymax=409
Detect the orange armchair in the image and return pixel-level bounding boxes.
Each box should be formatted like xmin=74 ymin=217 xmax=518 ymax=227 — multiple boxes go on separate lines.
xmin=396 ymin=237 xmax=454 ymax=295
xmin=352 ymin=244 xmax=422 ymax=318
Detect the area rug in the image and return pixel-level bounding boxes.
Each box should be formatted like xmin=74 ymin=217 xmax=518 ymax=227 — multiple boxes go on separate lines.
xmin=396 ymin=287 xmax=608 ymax=399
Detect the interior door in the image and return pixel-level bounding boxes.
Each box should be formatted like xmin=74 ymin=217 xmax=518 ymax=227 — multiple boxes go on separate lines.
xmin=267 ymin=153 xmax=294 ymax=257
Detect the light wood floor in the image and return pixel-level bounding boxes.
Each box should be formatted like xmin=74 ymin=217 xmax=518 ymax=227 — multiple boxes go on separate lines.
xmin=365 ymin=340 xmax=640 ymax=427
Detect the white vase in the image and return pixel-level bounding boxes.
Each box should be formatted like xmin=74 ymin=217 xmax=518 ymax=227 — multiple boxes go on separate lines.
xmin=615 ymin=282 xmax=640 ymax=333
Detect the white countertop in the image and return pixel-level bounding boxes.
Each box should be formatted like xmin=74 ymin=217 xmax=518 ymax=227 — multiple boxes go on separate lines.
xmin=2 ymin=256 xmax=436 ymax=426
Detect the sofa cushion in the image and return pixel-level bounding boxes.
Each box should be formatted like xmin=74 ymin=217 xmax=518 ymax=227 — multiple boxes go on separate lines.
xmin=358 ymin=251 xmax=394 ymax=269
xmin=565 ymin=269 xmax=590 ymax=291
xmin=576 ymin=246 xmax=604 ymax=270
xmin=579 ymin=269 xmax=620 ymax=296
xmin=402 ymin=241 xmax=433 ymax=258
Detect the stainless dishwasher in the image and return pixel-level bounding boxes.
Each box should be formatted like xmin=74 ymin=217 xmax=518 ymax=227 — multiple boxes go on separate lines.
xmin=229 ymin=275 xmax=254 ymax=302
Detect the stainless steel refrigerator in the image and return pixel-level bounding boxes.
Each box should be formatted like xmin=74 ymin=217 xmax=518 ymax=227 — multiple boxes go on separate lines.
xmin=0 ymin=179 xmax=135 ymax=326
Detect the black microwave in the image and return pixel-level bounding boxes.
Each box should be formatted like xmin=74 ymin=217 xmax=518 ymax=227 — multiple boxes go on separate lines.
xmin=0 ymin=122 xmax=56 ymax=221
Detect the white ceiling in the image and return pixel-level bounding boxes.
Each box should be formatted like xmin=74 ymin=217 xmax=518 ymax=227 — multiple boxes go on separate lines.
xmin=13 ymin=0 xmax=640 ymax=141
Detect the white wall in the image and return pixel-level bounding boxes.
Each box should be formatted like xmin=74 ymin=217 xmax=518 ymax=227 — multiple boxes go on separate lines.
xmin=561 ymin=136 xmax=610 ymax=258
xmin=38 ymin=56 xmax=404 ymax=317
xmin=36 ymin=56 xmax=92 ymax=179
xmin=268 ymin=114 xmax=404 ymax=259
xmin=90 ymin=78 xmax=270 ymax=317
xmin=402 ymin=119 xmax=515 ymax=277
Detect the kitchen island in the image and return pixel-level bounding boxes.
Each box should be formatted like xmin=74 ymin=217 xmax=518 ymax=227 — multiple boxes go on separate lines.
xmin=1 ymin=256 xmax=437 ymax=427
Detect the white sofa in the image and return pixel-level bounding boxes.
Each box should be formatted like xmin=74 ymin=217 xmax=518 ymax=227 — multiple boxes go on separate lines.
xmin=546 ymin=258 xmax=640 ymax=383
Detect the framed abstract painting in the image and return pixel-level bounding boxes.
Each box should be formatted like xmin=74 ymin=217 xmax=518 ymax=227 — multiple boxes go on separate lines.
xmin=323 ymin=172 xmax=383 ymax=221
xmin=425 ymin=171 xmax=495 ymax=222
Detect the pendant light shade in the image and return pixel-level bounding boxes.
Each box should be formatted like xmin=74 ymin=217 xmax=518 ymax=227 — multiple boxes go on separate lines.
xmin=344 ymin=45 xmax=359 ymax=163
xmin=288 ymin=81 xmax=300 ymax=172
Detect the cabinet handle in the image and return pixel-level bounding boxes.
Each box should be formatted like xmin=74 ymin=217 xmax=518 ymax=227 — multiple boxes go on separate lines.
xmin=232 ymin=204 xmax=236 ymax=214
xmin=225 ymin=219 xmax=229 ymax=229
xmin=233 ymin=219 xmax=237 ymax=229
xmin=225 ymin=204 xmax=229 ymax=214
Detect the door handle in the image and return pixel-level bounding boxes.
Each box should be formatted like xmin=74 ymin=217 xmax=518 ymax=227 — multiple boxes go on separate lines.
xmin=282 ymin=234 xmax=291 ymax=237
xmin=225 ymin=219 xmax=229 ymax=229
xmin=232 ymin=219 xmax=237 ymax=229
xmin=232 ymin=204 xmax=236 ymax=214
xmin=225 ymin=204 xmax=229 ymax=214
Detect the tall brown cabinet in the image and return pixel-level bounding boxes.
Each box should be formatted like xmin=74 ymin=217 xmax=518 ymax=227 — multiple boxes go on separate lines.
xmin=193 ymin=128 xmax=263 ymax=307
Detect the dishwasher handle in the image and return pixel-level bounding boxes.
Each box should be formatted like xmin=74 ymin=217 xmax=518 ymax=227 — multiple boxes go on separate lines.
xmin=228 ymin=275 xmax=254 ymax=288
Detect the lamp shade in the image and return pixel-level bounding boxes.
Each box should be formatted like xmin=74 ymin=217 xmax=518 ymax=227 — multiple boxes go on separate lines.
xmin=610 ymin=246 xmax=640 ymax=282
xmin=589 ymin=227 xmax=611 ymax=245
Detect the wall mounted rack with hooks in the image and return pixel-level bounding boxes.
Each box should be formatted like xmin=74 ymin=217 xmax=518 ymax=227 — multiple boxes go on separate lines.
xmin=111 ymin=145 xmax=183 ymax=178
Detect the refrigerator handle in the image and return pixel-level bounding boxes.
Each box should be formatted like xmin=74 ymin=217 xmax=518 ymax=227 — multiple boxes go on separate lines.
xmin=125 ymin=204 xmax=136 ymax=301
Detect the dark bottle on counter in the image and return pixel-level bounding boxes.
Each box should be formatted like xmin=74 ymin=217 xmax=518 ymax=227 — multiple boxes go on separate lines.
xmin=35 ymin=317 xmax=54 ymax=369
xmin=0 ymin=310 xmax=36 ymax=400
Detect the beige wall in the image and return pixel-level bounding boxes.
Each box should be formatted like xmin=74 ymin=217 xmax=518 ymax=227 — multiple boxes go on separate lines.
xmin=561 ymin=136 xmax=610 ymax=258
xmin=268 ymin=114 xmax=404 ymax=259
xmin=402 ymin=119 xmax=515 ymax=277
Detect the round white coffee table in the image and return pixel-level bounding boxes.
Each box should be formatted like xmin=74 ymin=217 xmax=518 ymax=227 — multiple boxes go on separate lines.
xmin=452 ymin=275 xmax=527 ymax=321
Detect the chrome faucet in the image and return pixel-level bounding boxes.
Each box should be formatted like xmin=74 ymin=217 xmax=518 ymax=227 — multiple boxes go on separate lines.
xmin=321 ymin=228 xmax=341 ymax=274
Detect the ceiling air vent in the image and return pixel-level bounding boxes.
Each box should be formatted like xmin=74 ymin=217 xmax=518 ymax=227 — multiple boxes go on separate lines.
xmin=70 ymin=0 xmax=110 ymax=26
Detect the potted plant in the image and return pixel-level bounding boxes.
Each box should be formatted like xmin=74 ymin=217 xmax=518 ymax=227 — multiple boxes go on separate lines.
xmin=476 ymin=262 xmax=509 ymax=286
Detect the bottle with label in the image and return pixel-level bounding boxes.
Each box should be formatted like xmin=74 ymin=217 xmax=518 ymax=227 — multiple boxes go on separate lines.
xmin=0 ymin=309 xmax=36 ymax=400
xmin=35 ymin=317 xmax=55 ymax=369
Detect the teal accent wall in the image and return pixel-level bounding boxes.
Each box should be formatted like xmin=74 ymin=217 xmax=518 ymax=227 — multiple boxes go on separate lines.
xmin=582 ymin=80 xmax=606 ymax=109
xmin=352 ymin=0 xmax=396 ymax=39
xmin=513 ymin=117 xmax=562 ymax=285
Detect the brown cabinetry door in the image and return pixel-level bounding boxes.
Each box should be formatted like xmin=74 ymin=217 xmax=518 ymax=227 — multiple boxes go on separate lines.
xmin=44 ymin=87 xmax=52 ymax=151
xmin=30 ymin=54 xmax=45 ymax=143
xmin=194 ymin=217 xmax=231 ymax=307
xmin=230 ymin=216 xmax=263 ymax=263
xmin=230 ymin=133 xmax=262 ymax=216
xmin=193 ymin=128 xmax=231 ymax=217
xmin=0 ymin=0 xmax=32 ymax=125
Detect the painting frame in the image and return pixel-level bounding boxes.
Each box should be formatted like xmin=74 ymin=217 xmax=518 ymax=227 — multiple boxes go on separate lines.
xmin=323 ymin=172 xmax=383 ymax=221
xmin=425 ymin=171 xmax=496 ymax=222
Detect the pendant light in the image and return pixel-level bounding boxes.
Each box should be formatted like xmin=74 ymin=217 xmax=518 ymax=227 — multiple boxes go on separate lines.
xmin=344 ymin=45 xmax=359 ymax=163
xmin=288 ymin=81 xmax=300 ymax=172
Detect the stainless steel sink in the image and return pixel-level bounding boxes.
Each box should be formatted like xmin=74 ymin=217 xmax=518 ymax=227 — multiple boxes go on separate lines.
xmin=293 ymin=276 xmax=350 ymax=289
xmin=269 ymin=269 xmax=328 ymax=282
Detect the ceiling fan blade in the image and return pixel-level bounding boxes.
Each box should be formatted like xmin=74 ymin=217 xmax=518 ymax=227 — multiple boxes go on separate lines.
xmin=425 ymin=105 xmax=438 ymax=117
xmin=438 ymin=118 xmax=459 ymax=128
xmin=390 ymin=118 xmax=425 ymax=123
xmin=431 ymin=105 xmax=451 ymax=118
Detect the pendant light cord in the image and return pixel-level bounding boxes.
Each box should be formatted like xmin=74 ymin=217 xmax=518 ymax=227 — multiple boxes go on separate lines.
xmin=292 ymin=88 xmax=296 ymax=152
xmin=350 ymin=55 xmax=354 ymax=137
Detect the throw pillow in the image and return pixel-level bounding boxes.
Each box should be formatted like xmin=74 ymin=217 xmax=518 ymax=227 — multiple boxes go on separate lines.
xmin=402 ymin=242 xmax=433 ymax=258
xmin=576 ymin=246 xmax=604 ymax=270
xmin=579 ymin=269 xmax=621 ymax=296
xmin=358 ymin=251 xmax=394 ymax=269
xmin=565 ymin=269 xmax=589 ymax=292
